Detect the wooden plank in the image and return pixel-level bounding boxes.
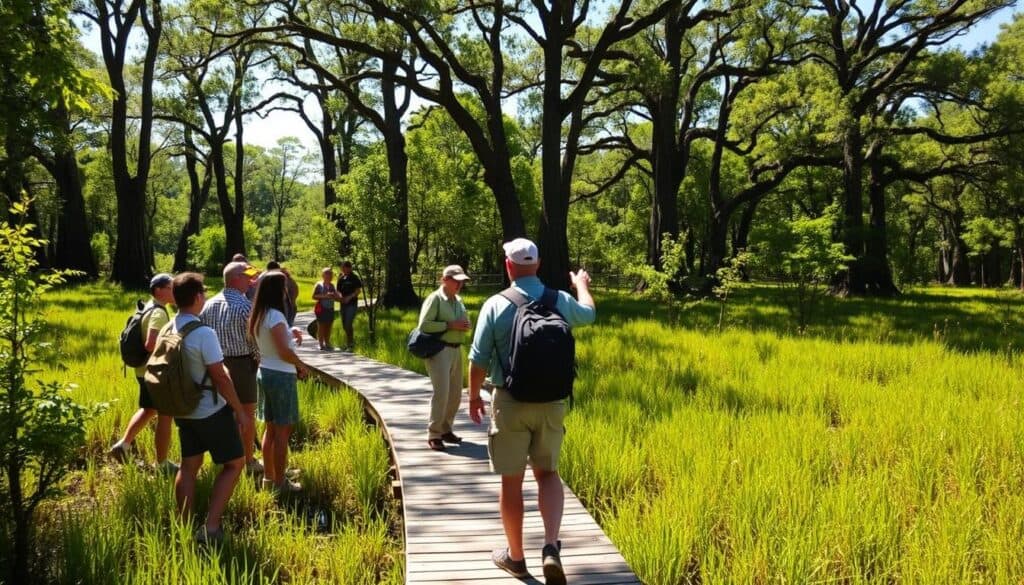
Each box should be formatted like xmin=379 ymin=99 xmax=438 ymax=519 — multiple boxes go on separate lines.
xmin=292 ymin=313 xmax=640 ymax=585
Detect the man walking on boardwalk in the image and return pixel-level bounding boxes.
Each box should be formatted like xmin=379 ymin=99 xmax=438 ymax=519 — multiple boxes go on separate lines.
xmin=468 ymin=238 xmax=596 ymax=584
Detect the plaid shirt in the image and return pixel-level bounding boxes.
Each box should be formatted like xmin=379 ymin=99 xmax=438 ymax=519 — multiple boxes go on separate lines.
xmin=200 ymin=287 xmax=259 ymax=358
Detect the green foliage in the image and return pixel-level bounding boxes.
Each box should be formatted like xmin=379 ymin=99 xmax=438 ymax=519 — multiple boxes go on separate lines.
xmin=187 ymin=220 xmax=261 ymax=273
xmin=0 ymin=199 xmax=97 ymax=582
xmin=714 ymin=251 xmax=751 ymax=332
xmin=750 ymin=205 xmax=852 ymax=332
xmin=337 ymin=152 xmax=398 ymax=337
xmin=287 ymin=214 xmax=346 ymax=277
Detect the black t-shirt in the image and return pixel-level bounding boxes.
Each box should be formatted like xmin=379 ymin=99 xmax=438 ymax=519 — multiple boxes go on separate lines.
xmin=337 ymin=272 xmax=362 ymax=305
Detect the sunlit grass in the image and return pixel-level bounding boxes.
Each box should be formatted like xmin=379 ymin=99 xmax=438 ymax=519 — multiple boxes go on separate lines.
xmin=359 ymin=283 xmax=1024 ymax=584
xmin=26 ymin=279 xmax=402 ymax=584
xmin=22 ymin=279 xmax=1024 ymax=583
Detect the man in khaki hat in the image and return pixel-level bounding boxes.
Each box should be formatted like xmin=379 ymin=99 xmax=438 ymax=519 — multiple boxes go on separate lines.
xmin=467 ymin=238 xmax=595 ymax=584
xmin=417 ymin=264 xmax=472 ymax=450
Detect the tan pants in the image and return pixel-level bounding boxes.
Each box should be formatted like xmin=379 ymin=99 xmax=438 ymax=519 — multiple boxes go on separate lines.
xmin=426 ymin=346 xmax=463 ymax=439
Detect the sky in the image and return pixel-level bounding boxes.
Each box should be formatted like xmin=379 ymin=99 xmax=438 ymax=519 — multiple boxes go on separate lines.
xmin=82 ymin=6 xmax=1020 ymax=151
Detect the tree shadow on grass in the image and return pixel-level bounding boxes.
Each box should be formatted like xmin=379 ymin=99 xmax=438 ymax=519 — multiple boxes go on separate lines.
xmin=596 ymin=285 xmax=1024 ymax=354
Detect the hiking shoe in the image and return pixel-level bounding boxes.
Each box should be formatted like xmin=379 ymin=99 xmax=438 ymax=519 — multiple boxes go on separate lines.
xmin=440 ymin=432 xmax=463 ymax=445
xmin=542 ymin=543 xmax=565 ymax=585
xmin=245 ymin=459 xmax=265 ymax=476
xmin=277 ymin=479 xmax=302 ymax=493
xmin=107 ymin=442 xmax=129 ymax=463
xmin=492 ymin=548 xmax=529 ymax=579
xmin=156 ymin=460 xmax=179 ymax=477
xmin=194 ymin=526 xmax=224 ymax=546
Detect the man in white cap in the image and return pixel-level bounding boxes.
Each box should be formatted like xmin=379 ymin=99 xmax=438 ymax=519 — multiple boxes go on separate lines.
xmin=416 ymin=264 xmax=472 ymax=451
xmin=467 ymin=238 xmax=595 ymax=584
xmin=108 ymin=273 xmax=178 ymax=475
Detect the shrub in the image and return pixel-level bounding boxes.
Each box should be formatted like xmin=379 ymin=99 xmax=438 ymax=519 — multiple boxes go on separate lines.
xmin=0 ymin=198 xmax=97 ymax=583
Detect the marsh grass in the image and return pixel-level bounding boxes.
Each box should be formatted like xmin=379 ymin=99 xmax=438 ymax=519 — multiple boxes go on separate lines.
xmin=19 ymin=279 xmax=402 ymax=584
xmin=363 ymin=283 xmax=1024 ymax=584
xmin=18 ymin=280 xmax=1024 ymax=583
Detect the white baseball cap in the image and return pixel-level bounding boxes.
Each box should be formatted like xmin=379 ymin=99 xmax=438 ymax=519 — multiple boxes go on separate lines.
xmin=442 ymin=265 xmax=471 ymax=281
xmin=503 ymin=238 xmax=539 ymax=265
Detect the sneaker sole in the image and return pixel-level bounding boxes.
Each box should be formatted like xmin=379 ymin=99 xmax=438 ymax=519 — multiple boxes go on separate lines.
xmin=543 ymin=561 xmax=566 ymax=585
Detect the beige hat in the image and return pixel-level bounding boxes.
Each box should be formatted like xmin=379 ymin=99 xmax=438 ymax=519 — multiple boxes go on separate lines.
xmin=502 ymin=238 xmax=539 ymax=265
xmin=442 ymin=265 xmax=471 ymax=281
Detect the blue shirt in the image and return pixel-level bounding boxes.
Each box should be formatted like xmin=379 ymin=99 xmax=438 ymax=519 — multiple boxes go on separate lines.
xmin=468 ymin=276 xmax=596 ymax=386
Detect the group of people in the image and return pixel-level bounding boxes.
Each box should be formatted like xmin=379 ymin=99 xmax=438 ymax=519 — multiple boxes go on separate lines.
xmin=414 ymin=238 xmax=595 ymax=585
xmin=108 ymin=258 xmax=315 ymax=543
xmin=107 ymin=239 xmax=595 ymax=583
xmin=312 ymin=261 xmax=362 ymax=351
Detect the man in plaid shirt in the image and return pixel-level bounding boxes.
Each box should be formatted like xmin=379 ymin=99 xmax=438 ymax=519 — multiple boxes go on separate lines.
xmin=201 ymin=261 xmax=263 ymax=475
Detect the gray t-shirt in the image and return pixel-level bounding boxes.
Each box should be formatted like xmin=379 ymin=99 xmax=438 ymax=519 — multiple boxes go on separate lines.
xmin=172 ymin=313 xmax=226 ymax=420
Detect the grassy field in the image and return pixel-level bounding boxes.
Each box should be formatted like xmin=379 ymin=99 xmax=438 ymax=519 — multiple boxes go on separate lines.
xmin=20 ymin=278 xmax=403 ymax=585
xmin=11 ymin=280 xmax=1024 ymax=583
xmin=360 ymin=283 xmax=1024 ymax=584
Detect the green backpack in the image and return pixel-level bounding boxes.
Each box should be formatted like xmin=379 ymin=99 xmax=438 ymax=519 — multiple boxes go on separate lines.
xmin=144 ymin=321 xmax=216 ymax=416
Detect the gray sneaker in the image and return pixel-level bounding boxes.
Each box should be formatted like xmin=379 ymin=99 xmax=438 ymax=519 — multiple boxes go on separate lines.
xmin=542 ymin=542 xmax=565 ymax=585
xmin=194 ymin=525 xmax=224 ymax=546
xmin=492 ymin=548 xmax=529 ymax=579
xmin=156 ymin=460 xmax=179 ymax=477
xmin=107 ymin=442 xmax=129 ymax=463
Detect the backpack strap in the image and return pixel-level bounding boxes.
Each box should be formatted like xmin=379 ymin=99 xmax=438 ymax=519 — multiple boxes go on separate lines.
xmin=176 ymin=320 xmax=216 ymax=395
xmin=539 ymin=288 xmax=559 ymax=311
xmin=499 ymin=287 xmax=529 ymax=307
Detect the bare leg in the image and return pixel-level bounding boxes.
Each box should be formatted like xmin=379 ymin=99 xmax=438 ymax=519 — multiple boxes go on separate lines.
xmin=500 ymin=473 xmax=526 ymax=560
xmin=118 ymin=407 xmax=157 ymax=447
xmin=205 ymin=457 xmax=244 ymax=532
xmin=175 ymin=454 xmax=204 ymax=518
xmin=533 ymin=468 xmax=564 ymax=546
xmin=272 ymin=424 xmax=293 ymax=485
xmin=262 ymin=423 xmax=277 ymax=483
xmin=241 ymin=403 xmax=257 ymax=463
xmin=154 ymin=414 xmax=173 ymax=463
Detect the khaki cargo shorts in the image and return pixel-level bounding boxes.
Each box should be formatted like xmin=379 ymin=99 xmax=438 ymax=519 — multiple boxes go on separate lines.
xmin=488 ymin=388 xmax=567 ymax=475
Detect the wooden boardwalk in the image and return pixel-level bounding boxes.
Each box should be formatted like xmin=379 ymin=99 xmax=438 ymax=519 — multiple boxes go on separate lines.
xmin=293 ymin=313 xmax=641 ymax=585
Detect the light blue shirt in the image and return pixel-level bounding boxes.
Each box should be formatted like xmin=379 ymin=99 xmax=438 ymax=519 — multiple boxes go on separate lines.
xmin=468 ymin=276 xmax=596 ymax=386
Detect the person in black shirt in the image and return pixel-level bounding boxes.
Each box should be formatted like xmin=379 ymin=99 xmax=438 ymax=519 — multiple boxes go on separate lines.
xmin=336 ymin=261 xmax=362 ymax=351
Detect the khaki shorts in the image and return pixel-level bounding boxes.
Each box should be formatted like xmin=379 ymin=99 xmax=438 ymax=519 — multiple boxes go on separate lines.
xmin=488 ymin=388 xmax=567 ymax=475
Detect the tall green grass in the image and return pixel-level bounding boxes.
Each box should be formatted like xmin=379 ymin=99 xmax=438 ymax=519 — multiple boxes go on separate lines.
xmin=20 ymin=280 xmax=402 ymax=585
xmin=21 ymin=280 xmax=1024 ymax=583
xmin=365 ymin=284 xmax=1024 ymax=584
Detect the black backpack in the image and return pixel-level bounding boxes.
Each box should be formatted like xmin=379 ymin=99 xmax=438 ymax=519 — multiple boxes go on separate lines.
xmin=119 ymin=300 xmax=167 ymax=367
xmin=498 ymin=287 xmax=575 ymax=403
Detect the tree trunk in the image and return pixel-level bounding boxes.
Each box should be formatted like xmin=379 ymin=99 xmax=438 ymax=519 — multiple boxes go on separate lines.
xmin=862 ymin=153 xmax=899 ymax=295
xmin=947 ymin=236 xmax=971 ymax=286
xmin=378 ymin=64 xmax=419 ymax=309
xmin=831 ymin=124 xmax=866 ymax=296
xmin=173 ymin=128 xmax=211 ymax=272
xmin=51 ymin=148 xmax=97 ymax=277
xmin=648 ymin=8 xmax=684 ymax=272
xmin=226 ymin=110 xmax=246 ymax=258
xmin=536 ymin=7 xmax=571 ymax=292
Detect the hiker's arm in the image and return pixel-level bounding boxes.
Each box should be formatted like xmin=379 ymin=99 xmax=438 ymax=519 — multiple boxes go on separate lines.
xmin=271 ymin=322 xmax=309 ymax=377
xmin=144 ymin=328 xmax=160 ymax=353
xmin=208 ymin=362 xmax=244 ymax=412
xmin=570 ymin=270 xmax=595 ymax=309
xmin=418 ymin=295 xmax=446 ymax=333
xmin=468 ymin=362 xmax=487 ymax=424
xmin=208 ymin=362 xmax=254 ymax=434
